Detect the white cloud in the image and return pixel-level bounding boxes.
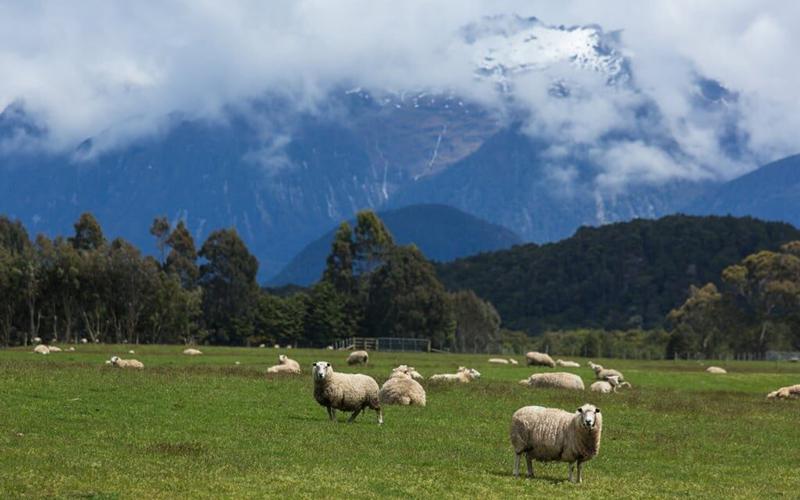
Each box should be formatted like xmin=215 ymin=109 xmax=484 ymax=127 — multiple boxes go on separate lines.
xmin=0 ymin=0 xmax=798 ymax=189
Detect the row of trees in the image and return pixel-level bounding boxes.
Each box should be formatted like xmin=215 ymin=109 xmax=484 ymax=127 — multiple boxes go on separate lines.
xmin=667 ymin=242 xmax=800 ymax=357
xmin=0 ymin=211 xmax=503 ymax=351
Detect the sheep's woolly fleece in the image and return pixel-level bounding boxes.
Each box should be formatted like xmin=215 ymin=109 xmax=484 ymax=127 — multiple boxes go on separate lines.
xmin=267 ymin=354 xmax=301 ymax=375
xmin=430 ymin=367 xmax=481 ymax=383
xmin=767 ymin=384 xmax=800 ymax=399
xmin=109 ymin=356 xmax=144 ymax=369
xmin=526 ymin=351 xmax=556 ymax=368
xmin=379 ymin=376 xmax=426 ymax=406
xmin=312 ymin=361 xmax=383 ymax=424
xmin=346 ymin=350 xmax=369 ymax=365
xmin=182 ymin=348 xmax=203 ymax=356
xmin=519 ymin=372 xmax=585 ymax=391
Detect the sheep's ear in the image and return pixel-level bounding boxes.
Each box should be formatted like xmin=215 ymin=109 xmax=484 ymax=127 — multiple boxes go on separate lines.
xmin=595 ymin=408 xmax=601 ymax=413
xmin=577 ymin=407 xmax=583 ymax=413
xmin=326 ymin=362 xmax=330 ymax=367
xmin=312 ymin=362 xmax=316 ymax=367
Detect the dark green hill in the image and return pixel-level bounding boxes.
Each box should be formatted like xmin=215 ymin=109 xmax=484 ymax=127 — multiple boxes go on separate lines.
xmin=436 ymin=215 xmax=800 ymax=333
xmin=271 ymin=204 xmax=521 ymax=286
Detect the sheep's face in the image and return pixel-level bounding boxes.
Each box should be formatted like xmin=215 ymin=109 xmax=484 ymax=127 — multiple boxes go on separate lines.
xmin=577 ymin=404 xmax=600 ymax=430
xmin=312 ymin=361 xmax=331 ymax=381
xmin=469 ymin=368 xmax=481 ymax=379
xmin=279 ymin=354 xmax=287 ymax=363
xmin=606 ymin=375 xmax=620 ymax=386
xmin=110 ymin=356 xmax=120 ymax=365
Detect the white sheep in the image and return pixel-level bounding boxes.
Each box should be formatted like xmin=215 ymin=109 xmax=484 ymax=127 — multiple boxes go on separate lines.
xmin=312 ymin=361 xmax=383 ymax=424
xmin=767 ymin=384 xmax=800 ymax=399
xmin=489 ymin=358 xmax=510 ymax=364
xmin=48 ymin=345 xmax=62 ymax=353
xmin=510 ymin=403 xmax=603 ymax=483
xmin=556 ymin=359 xmax=581 ymax=368
xmin=590 ymin=375 xmax=622 ymax=394
xmin=32 ymin=337 xmax=42 ymax=344
xmin=430 ymin=367 xmax=481 ymax=383
xmin=80 ymin=338 xmax=88 ymax=344
xmin=592 ymin=364 xmax=626 ymax=383
xmin=526 ymin=351 xmax=556 ymax=368
xmin=519 ymin=372 xmax=585 ymax=391
xmin=109 ymin=356 xmax=144 ymax=369
xmin=706 ymin=366 xmax=727 ymax=374
xmin=259 ymin=344 xmax=266 ymax=348
xmin=346 ymin=350 xmax=369 ymax=365
xmin=68 ymin=347 xmax=75 ymax=352
xmin=508 ymin=358 xmax=519 ymax=365
xmin=128 ymin=350 xmax=135 ymax=354
xmin=379 ymin=376 xmax=426 ymax=406
xmin=390 ymin=365 xmax=424 ymax=381
xmin=182 ymin=348 xmax=202 ymax=356
xmin=267 ymin=354 xmax=301 ymax=375
xmin=33 ymin=344 xmax=50 ymax=355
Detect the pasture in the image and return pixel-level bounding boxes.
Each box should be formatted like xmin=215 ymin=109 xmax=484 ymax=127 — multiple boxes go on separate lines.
xmin=1 ymin=345 xmax=799 ymax=498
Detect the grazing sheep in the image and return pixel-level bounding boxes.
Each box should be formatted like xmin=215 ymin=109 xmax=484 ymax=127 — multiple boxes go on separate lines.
xmin=48 ymin=346 xmax=62 ymax=353
xmin=430 ymin=367 xmax=481 ymax=383
xmin=509 ymin=358 xmax=519 ymax=365
xmin=556 ymin=359 xmax=581 ymax=368
xmin=346 ymin=350 xmax=369 ymax=365
xmin=767 ymin=384 xmax=800 ymax=400
xmin=33 ymin=345 xmax=50 ymax=355
xmin=489 ymin=358 xmax=510 ymax=364
xmin=182 ymin=348 xmax=202 ymax=356
xmin=706 ymin=366 xmax=727 ymax=374
xmin=510 ymin=403 xmax=603 ymax=483
xmin=379 ymin=376 xmax=426 ymax=406
xmin=109 ymin=356 xmax=144 ymax=369
xmin=526 ymin=351 xmax=556 ymax=368
xmin=519 ymin=372 xmax=585 ymax=391
xmin=267 ymin=354 xmax=301 ymax=375
xmin=312 ymin=361 xmax=383 ymax=424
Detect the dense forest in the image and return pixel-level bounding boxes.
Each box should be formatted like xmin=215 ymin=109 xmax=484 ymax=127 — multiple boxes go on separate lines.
xmin=436 ymin=215 xmax=800 ymax=334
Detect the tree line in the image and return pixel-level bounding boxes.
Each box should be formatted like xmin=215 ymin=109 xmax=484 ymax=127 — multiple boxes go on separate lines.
xmin=0 ymin=211 xmax=502 ymax=351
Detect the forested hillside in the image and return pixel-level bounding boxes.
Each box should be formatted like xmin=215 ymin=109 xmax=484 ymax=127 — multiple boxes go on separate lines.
xmin=436 ymin=215 xmax=800 ymax=333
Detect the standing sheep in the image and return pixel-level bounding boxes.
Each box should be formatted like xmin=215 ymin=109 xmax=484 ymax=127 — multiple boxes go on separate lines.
xmin=526 ymin=352 xmax=556 ymax=368
xmin=767 ymin=384 xmax=800 ymax=399
xmin=706 ymin=366 xmax=727 ymax=374
xmin=379 ymin=376 xmax=426 ymax=406
xmin=556 ymin=359 xmax=581 ymax=368
xmin=109 ymin=356 xmax=144 ymax=369
xmin=346 ymin=350 xmax=369 ymax=365
xmin=509 ymin=403 xmax=603 ymax=483
xmin=267 ymin=354 xmax=302 ymax=375
xmin=183 ymin=348 xmax=203 ymax=356
xmin=430 ymin=367 xmax=481 ymax=383
xmin=312 ymin=361 xmax=383 ymax=424
xmin=519 ymin=372 xmax=585 ymax=391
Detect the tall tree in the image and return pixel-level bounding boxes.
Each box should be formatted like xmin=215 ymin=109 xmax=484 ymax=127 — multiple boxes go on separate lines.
xmin=150 ymin=216 xmax=171 ymax=264
xmin=450 ymin=289 xmax=501 ymax=353
xmin=198 ymin=228 xmax=259 ymax=344
xmin=322 ymin=222 xmax=355 ymax=294
xmin=165 ymin=221 xmax=199 ymax=289
xmin=352 ymin=210 xmax=394 ymax=277
xmin=667 ymin=283 xmax=726 ymax=357
xmin=70 ymin=212 xmax=105 ymax=251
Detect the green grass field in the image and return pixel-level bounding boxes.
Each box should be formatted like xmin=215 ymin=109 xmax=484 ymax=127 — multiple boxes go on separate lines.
xmin=1 ymin=345 xmax=799 ymax=499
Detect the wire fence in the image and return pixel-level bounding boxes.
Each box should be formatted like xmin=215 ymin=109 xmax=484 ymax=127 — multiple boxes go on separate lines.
xmin=333 ymin=337 xmax=431 ymax=352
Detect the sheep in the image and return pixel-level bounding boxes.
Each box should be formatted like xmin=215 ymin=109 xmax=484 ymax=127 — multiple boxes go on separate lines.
xmin=590 ymin=375 xmax=622 ymax=394
xmin=706 ymin=366 xmax=727 ymax=374
xmin=588 ymin=361 xmax=601 ymax=371
xmin=519 ymin=372 xmax=585 ymax=391
xmin=509 ymin=358 xmax=519 ymax=365
xmin=259 ymin=344 xmax=266 ymax=348
xmin=489 ymin=358 xmax=510 ymax=364
xmin=32 ymin=337 xmax=42 ymax=344
xmin=182 ymin=348 xmax=202 ymax=356
xmin=128 ymin=350 xmax=135 ymax=354
xmin=556 ymin=359 xmax=581 ymax=368
xmin=430 ymin=367 xmax=481 ymax=383
xmin=267 ymin=354 xmax=301 ymax=375
xmin=379 ymin=376 xmax=426 ymax=406
xmin=80 ymin=338 xmax=88 ymax=344
xmin=592 ymin=364 xmax=626 ymax=383
xmin=510 ymin=403 xmax=603 ymax=483
xmin=48 ymin=345 xmax=63 ymax=353
xmin=68 ymin=347 xmax=75 ymax=352
xmin=312 ymin=361 xmax=383 ymax=424
xmin=33 ymin=344 xmax=50 ymax=355
xmin=390 ymin=365 xmax=424 ymax=381
xmin=273 ymin=344 xmax=280 ymax=349
xmin=346 ymin=350 xmax=369 ymax=365
xmin=767 ymin=384 xmax=800 ymax=400
xmin=109 ymin=356 xmax=144 ymax=369
xmin=526 ymin=351 xmax=556 ymax=368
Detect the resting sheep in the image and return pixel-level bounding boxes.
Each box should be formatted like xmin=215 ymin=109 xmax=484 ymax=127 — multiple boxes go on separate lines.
xmin=390 ymin=365 xmax=424 ymax=381
xmin=706 ymin=366 xmax=727 ymax=374
xmin=379 ymin=376 xmax=426 ymax=406
xmin=510 ymin=403 xmax=603 ymax=483
xmin=48 ymin=346 xmax=62 ymax=353
xmin=508 ymin=358 xmax=519 ymax=365
xmin=346 ymin=350 xmax=369 ymax=365
xmin=526 ymin=351 xmax=556 ymax=368
xmin=267 ymin=354 xmax=301 ymax=375
xmin=519 ymin=372 xmax=585 ymax=391
xmin=33 ymin=345 xmax=50 ymax=355
xmin=489 ymin=358 xmax=510 ymax=364
xmin=767 ymin=384 xmax=800 ymax=400
xmin=592 ymin=364 xmax=626 ymax=383
xmin=556 ymin=359 xmax=581 ymax=368
xmin=312 ymin=361 xmax=383 ymax=424
xmin=183 ymin=348 xmax=202 ymax=356
xmin=590 ymin=375 xmax=622 ymax=393
xmin=430 ymin=367 xmax=481 ymax=383
xmin=109 ymin=356 xmax=144 ymax=369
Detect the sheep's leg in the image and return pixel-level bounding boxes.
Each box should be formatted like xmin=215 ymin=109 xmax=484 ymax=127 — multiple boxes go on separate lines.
xmin=376 ymin=408 xmax=384 ymax=425
xmin=576 ymin=461 xmax=583 ymax=484
xmin=525 ymin=454 xmax=534 ymax=478
xmin=347 ymin=408 xmax=362 ymax=423
xmin=568 ymin=462 xmax=574 ymax=483
xmin=513 ymin=453 xmax=521 ymax=478
xmin=326 ymin=407 xmax=336 ymax=422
